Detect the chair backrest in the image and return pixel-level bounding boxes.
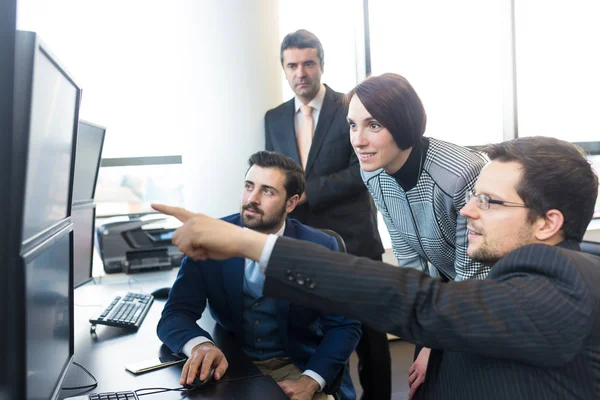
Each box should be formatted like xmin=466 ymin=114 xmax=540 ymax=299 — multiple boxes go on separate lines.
xmin=317 ymin=228 xmax=347 ymax=253
xmin=580 ymin=240 xmax=600 ymax=257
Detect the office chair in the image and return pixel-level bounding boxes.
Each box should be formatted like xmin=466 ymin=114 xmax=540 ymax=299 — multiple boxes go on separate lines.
xmin=580 ymin=240 xmax=600 ymax=257
xmin=318 ymin=228 xmax=347 ymax=253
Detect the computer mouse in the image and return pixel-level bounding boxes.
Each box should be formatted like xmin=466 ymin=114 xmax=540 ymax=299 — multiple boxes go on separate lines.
xmin=184 ymin=366 xmax=215 ymax=389
xmin=150 ymin=287 xmax=171 ymax=299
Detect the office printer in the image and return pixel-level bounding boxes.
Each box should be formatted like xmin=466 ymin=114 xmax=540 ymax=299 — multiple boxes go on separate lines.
xmin=97 ymin=216 xmax=183 ymax=274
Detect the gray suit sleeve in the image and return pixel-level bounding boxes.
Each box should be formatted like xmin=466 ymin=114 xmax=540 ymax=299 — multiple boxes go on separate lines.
xmin=264 ymin=237 xmax=593 ymax=368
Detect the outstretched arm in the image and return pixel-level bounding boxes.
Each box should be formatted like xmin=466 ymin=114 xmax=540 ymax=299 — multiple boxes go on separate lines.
xmin=264 ymin=237 xmax=592 ymax=368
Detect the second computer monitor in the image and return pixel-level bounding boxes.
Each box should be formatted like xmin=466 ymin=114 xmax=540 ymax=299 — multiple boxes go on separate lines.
xmin=72 ymin=120 xmax=106 ymax=204
xmin=72 ymin=203 xmax=96 ymax=288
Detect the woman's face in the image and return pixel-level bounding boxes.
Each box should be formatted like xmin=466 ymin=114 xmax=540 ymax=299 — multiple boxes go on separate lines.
xmin=347 ymin=95 xmax=407 ymax=173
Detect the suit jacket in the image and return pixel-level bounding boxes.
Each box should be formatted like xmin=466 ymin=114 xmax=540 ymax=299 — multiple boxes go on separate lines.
xmin=265 ymin=85 xmax=383 ymax=259
xmin=157 ymin=215 xmax=361 ymax=399
xmin=264 ymin=237 xmax=600 ymax=399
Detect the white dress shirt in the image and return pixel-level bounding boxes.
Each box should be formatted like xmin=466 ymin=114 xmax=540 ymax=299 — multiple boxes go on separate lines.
xmin=294 ymin=84 xmax=326 ymax=140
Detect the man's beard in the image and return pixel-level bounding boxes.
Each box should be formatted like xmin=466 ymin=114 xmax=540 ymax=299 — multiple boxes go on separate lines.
xmin=469 ymin=225 xmax=535 ymax=265
xmin=468 ymin=240 xmax=502 ymax=265
xmin=241 ymin=202 xmax=286 ymax=233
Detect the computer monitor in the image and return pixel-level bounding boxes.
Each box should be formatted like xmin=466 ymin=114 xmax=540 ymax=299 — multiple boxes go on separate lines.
xmin=15 ymin=31 xmax=81 ymax=243
xmin=72 ymin=203 xmax=96 ymax=288
xmin=1 ymin=1 xmax=18 ymax=398
xmin=22 ymin=223 xmax=74 ymax=400
xmin=12 ymin=30 xmax=80 ymax=400
xmin=72 ymin=121 xmax=106 ymax=204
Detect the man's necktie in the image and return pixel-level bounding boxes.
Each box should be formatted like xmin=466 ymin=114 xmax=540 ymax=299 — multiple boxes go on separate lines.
xmin=297 ymin=105 xmax=314 ymax=170
xmin=244 ymin=260 xmax=265 ymax=298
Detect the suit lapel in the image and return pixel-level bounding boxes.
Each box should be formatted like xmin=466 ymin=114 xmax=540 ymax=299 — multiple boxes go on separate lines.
xmin=275 ymin=219 xmax=294 ymax=349
xmin=274 ymin=99 xmax=301 ymax=165
xmin=222 ymin=216 xmax=246 ymax=336
xmin=305 ymin=85 xmax=340 ymax=175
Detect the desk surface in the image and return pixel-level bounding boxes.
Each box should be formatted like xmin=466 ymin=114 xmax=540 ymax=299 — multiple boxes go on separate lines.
xmin=59 ymin=270 xmax=287 ymax=399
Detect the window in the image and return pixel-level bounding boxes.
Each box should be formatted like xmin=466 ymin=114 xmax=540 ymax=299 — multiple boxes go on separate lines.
xmin=368 ymin=0 xmax=507 ymax=146
xmin=514 ymin=0 xmax=600 ymax=142
xmin=95 ymin=158 xmax=184 ymax=217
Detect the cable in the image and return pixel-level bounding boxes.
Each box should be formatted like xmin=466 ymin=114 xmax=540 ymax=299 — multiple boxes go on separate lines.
xmin=135 ymin=387 xmax=187 ymax=397
xmin=60 ymin=361 xmax=99 ymax=391
xmin=62 ymin=371 xmax=267 ymax=397
xmin=134 ymin=374 xmax=265 ymax=397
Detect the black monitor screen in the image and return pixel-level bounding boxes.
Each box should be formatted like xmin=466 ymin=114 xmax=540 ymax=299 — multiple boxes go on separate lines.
xmin=72 ymin=204 xmax=95 ymax=288
xmin=72 ymin=121 xmax=106 ymax=203
xmin=24 ymin=227 xmax=72 ymax=400
xmin=22 ymin=46 xmax=78 ymax=241
xmin=589 ymin=155 xmax=600 ymax=219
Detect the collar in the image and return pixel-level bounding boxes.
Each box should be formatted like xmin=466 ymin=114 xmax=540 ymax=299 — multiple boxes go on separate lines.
xmin=294 ymin=84 xmax=326 ymax=114
xmin=556 ymin=239 xmax=581 ymax=252
xmin=391 ymin=137 xmax=430 ymax=191
xmin=274 ymin=220 xmax=286 ymax=237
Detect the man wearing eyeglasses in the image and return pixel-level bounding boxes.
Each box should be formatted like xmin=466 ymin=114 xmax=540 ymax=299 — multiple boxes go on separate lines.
xmin=153 ymin=136 xmax=600 ymax=399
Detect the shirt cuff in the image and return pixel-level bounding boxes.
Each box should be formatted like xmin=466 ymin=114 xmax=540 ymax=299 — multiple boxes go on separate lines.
xmin=302 ymin=370 xmax=326 ymax=392
xmin=258 ymin=234 xmax=278 ymax=274
xmin=181 ymin=336 xmax=215 ymax=357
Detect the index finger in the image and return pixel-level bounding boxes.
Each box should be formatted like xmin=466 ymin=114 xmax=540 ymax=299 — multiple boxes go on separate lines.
xmin=151 ymin=203 xmax=195 ymax=222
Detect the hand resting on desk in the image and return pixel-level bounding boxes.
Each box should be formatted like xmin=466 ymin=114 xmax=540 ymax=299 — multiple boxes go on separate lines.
xmin=181 ymin=342 xmax=228 ymax=386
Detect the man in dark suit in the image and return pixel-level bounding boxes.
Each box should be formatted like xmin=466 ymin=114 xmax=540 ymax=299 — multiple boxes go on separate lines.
xmin=157 ymin=151 xmax=361 ymax=400
xmin=154 ymin=137 xmax=600 ymax=399
xmin=265 ymin=29 xmax=389 ymax=399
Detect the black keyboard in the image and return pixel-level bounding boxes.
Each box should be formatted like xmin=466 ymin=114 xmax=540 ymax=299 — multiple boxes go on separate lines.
xmin=88 ymin=391 xmax=138 ymax=400
xmin=89 ymin=292 xmax=153 ymax=331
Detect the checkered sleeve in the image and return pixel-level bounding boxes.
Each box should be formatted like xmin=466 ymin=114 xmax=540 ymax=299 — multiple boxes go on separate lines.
xmin=367 ymin=174 xmax=427 ymax=272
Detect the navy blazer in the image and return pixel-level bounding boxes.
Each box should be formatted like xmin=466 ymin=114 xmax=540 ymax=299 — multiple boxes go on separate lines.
xmin=157 ymin=214 xmax=361 ymax=397
xmin=265 ymin=238 xmax=600 ymax=399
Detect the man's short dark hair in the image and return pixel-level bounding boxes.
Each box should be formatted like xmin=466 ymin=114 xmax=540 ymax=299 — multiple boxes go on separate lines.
xmin=484 ymin=136 xmax=599 ymax=242
xmin=280 ymin=29 xmax=324 ymax=68
xmin=248 ymin=151 xmax=305 ymax=199
xmin=344 ymin=73 xmax=427 ymax=150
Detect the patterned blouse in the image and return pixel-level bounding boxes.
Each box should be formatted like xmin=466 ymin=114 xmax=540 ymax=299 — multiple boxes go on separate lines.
xmin=362 ymin=137 xmax=490 ymax=280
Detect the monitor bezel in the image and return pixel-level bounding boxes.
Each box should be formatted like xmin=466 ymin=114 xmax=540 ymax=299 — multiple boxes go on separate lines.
xmin=1 ymin=1 xmax=20 ymax=398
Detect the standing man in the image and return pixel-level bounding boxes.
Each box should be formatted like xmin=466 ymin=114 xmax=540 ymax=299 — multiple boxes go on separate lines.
xmin=265 ymin=29 xmax=390 ymax=399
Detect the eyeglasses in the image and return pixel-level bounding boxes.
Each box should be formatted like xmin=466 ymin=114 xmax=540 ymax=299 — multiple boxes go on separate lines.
xmin=465 ymin=191 xmax=529 ymax=210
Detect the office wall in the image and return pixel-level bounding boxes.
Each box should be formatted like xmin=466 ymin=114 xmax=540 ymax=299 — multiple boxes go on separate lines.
xmin=177 ymin=0 xmax=282 ymax=216
xmin=16 ymin=0 xmax=282 ymax=217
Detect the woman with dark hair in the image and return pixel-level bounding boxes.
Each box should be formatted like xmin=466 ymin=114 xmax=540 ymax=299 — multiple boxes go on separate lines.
xmin=345 ymin=73 xmax=490 ymax=398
